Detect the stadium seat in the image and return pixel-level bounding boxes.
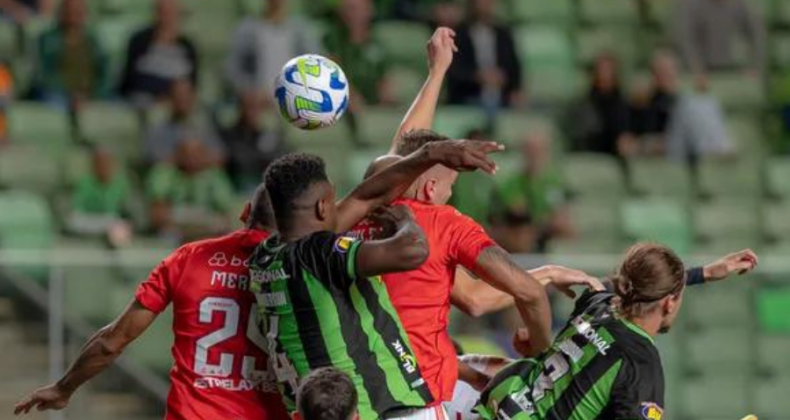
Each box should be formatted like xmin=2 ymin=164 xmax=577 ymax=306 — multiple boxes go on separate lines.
xmin=622 ymin=198 xmax=692 ymax=254
xmin=548 ymin=235 xmax=621 ymax=255
xmin=756 ymin=376 xmax=790 ymax=418
xmin=373 ymin=22 xmax=432 ymax=67
xmin=389 ymin=67 xmax=425 ymax=106
xmin=77 ymin=102 xmax=142 ymax=160
xmin=772 ymin=33 xmax=790 ymax=69
xmin=682 ymin=282 xmax=752 ymax=329
xmin=706 ymin=73 xmax=766 ymax=111
xmin=693 ymin=202 xmax=759 ymax=245
xmin=0 ymin=191 xmax=56 ymax=279
xmin=764 ymin=202 xmax=790 ymax=243
xmin=127 ymin=307 xmax=174 ymax=374
xmin=578 ymin=0 xmax=639 ymax=24
xmin=184 ymin=13 xmax=237 ymax=64
xmin=0 ymin=145 xmax=62 ymax=193
xmin=0 ymin=20 xmax=17 ymax=60
xmin=628 ymin=158 xmax=693 ymax=199
xmin=285 ymin=120 xmax=353 ymax=149
xmin=495 ymin=111 xmax=558 ymax=148
xmin=514 ymin=25 xmax=580 ymax=105
xmin=766 ymin=157 xmax=790 ymax=200
xmin=509 ymin=0 xmax=574 ymax=25
xmin=433 ymin=106 xmax=489 ymax=139
xmin=356 ymin=107 xmax=405 ymax=147
xmin=293 ymin=140 xmax=353 ymax=195
xmin=98 ymin=0 xmax=154 ymax=16
xmin=564 ymin=153 xmax=625 ymax=201
xmin=568 ymin=200 xmax=620 ymax=239
xmin=757 ymin=335 xmax=790 ymax=373
xmin=697 ymin=158 xmax=762 ymax=198
xmin=682 ymin=375 xmax=750 ymax=419
xmin=116 ymin=237 xmax=173 ymax=283
xmin=687 ymin=328 xmax=753 ymax=372
xmin=727 ymin=116 xmax=765 ymax=159
xmin=96 ymin=17 xmax=145 ymax=81
xmin=8 ymin=102 xmax=71 ymax=150
xmin=757 ymin=288 xmax=790 ymax=333
xmin=60 ymin=238 xmax=119 ymax=324
xmin=576 ymin=27 xmax=638 ymax=69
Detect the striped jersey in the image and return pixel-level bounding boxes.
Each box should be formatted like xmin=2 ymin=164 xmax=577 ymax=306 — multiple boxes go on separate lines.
xmin=477 ymin=291 xmax=665 ymax=420
xmin=249 ymin=231 xmax=435 ymax=420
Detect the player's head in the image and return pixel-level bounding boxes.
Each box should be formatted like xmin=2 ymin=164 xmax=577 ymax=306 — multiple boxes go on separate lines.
xmin=295 ymin=367 xmax=359 ymax=420
xmin=396 ymin=129 xmax=458 ymax=205
xmin=363 ymin=155 xmax=401 ymax=180
xmin=612 ymin=243 xmax=686 ymax=335
xmin=264 ymin=153 xmax=337 ymax=235
xmin=241 ymin=183 xmax=276 ymax=231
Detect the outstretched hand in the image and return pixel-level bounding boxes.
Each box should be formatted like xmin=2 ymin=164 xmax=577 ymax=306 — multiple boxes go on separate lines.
xmin=543 ymin=265 xmax=605 ymax=299
xmin=425 ymin=140 xmax=504 ymax=175
xmin=14 ymin=384 xmax=71 ymax=415
xmin=427 ymin=27 xmax=458 ymax=74
xmin=703 ymin=249 xmax=758 ymax=282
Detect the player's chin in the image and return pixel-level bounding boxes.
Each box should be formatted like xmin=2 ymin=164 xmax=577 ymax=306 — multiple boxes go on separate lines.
xmin=658 ymin=325 xmax=672 ymax=335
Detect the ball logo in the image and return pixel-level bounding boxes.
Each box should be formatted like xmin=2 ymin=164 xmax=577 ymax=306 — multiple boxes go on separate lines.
xmin=640 ymin=402 xmax=663 ymax=420
xmin=208 ymin=253 xmax=228 ymax=267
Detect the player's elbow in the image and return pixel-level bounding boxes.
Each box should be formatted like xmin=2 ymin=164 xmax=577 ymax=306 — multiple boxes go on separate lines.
xmin=458 ymin=295 xmax=487 ymax=318
xmin=96 ymin=326 xmax=130 ymax=358
xmin=512 ymin=278 xmax=547 ymax=306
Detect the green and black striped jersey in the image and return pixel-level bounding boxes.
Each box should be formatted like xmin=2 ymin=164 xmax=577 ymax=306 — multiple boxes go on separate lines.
xmin=249 ymin=232 xmax=434 ymax=420
xmin=477 ymin=291 xmax=665 ymax=420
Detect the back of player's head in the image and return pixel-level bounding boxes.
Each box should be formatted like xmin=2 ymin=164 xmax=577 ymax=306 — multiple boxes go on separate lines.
xmin=264 ymin=153 xmax=331 ymax=227
xmin=246 ymin=183 xmax=275 ymax=230
xmin=396 ymin=129 xmax=450 ymax=156
xmin=612 ymin=243 xmax=685 ymax=318
xmin=363 ymin=155 xmax=401 ymax=180
xmin=296 ymin=368 xmax=358 ymax=420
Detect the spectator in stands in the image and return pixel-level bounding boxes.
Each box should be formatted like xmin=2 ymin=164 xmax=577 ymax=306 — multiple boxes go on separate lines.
xmin=34 ymin=0 xmax=110 ymax=108
xmin=220 ymin=91 xmax=287 ymax=193
xmin=143 ymin=79 xmax=225 ymax=165
xmin=146 ymin=138 xmax=234 ymax=239
xmin=0 ymin=0 xmax=54 ymax=23
xmin=225 ymin=0 xmax=318 ymax=99
xmin=119 ymin=0 xmax=198 ymax=106
xmin=295 ymin=368 xmax=359 ymax=420
xmin=674 ymin=0 xmax=765 ymax=78
xmin=324 ymin=0 xmax=395 ymax=106
xmin=492 ymin=130 xmax=572 ymax=253
xmin=626 ymin=51 xmax=680 ymax=156
xmin=67 ymin=147 xmax=134 ymax=244
xmin=566 ymin=53 xmax=632 ymax=157
xmin=446 ymin=0 xmax=523 ymax=110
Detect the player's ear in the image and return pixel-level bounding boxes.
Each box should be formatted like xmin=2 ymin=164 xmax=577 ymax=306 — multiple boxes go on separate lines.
xmin=316 ymin=197 xmax=328 ymax=221
xmin=424 ymin=179 xmax=437 ymax=202
xmin=238 ymin=202 xmax=252 ymax=224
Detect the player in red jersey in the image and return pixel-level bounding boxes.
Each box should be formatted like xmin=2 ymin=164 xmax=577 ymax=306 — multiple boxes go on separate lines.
xmin=14 ymin=137 xmax=501 ymax=419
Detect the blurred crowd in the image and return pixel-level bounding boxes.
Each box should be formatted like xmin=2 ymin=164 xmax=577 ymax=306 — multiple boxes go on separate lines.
xmin=0 ymin=0 xmax=775 ymax=252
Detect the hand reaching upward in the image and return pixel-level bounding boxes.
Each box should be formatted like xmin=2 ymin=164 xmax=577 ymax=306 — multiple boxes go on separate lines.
xmin=427 ymin=27 xmax=458 ymax=75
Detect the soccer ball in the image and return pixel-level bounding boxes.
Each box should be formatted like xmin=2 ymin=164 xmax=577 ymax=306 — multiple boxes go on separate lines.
xmin=274 ymin=54 xmax=350 ymax=130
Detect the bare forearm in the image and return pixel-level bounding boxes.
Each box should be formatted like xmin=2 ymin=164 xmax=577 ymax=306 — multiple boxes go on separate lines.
xmin=391 ymin=70 xmax=446 ymax=153
xmin=56 ymin=327 xmax=126 ymax=395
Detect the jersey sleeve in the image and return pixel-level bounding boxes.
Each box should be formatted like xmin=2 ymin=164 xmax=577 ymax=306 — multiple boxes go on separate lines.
xmin=297 ymin=231 xmax=363 ymax=290
xmin=134 ymin=245 xmax=189 ymax=313
xmin=609 ymin=357 xmax=665 ymax=420
xmin=571 ymin=290 xmax=616 ymax=318
xmin=445 ymin=208 xmax=497 ymax=269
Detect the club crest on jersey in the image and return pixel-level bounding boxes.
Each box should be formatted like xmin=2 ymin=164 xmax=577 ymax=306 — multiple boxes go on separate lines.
xmin=640 ymin=402 xmax=663 ymax=420
xmin=334 ymin=236 xmax=356 ymax=253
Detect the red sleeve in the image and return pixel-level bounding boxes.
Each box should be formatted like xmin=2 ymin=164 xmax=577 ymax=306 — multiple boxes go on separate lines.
xmin=444 ymin=208 xmax=497 ymax=269
xmin=134 ymin=245 xmax=189 ymax=313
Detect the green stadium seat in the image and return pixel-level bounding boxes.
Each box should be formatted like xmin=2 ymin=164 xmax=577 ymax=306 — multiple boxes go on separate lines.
xmin=60 ymin=238 xmax=119 ymax=323
xmin=184 ymin=14 xmax=236 ymax=63
xmin=579 ymin=0 xmax=639 ymax=24
xmin=756 ymin=376 xmax=790 ymax=418
xmin=764 ymin=202 xmax=790 ymax=242
xmin=373 ymin=22 xmax=431 ymax=67
xmin=514 ymin=26 xmax=580 ymax=105
xmin=294 ymin=141 xmax=353 ymax=195
xmin=0 ymin=191 xmax=55 ymax=279
xmin=687 ymin=328 xmax=753 ymax=372
xmin=568 ymin=200 xmax=620 ymax=238
xmin=357 ymin=107 xmax=405 ymax=147
xmin=127 ymin=307 xmax=174 ymax=374
xmin=706 ymin=73 xmax=765 ymax=111
xmin=389 ymin=67 xmax=425 ymax=106
xmin=8 ymin=102 xmax=71 ymax=149
xmin=682 ymin=282 xmax=752 ymax=329
xmin=757 ymin=335 xmax=790 ymax=373
xmin=694 ymin=202 xmax=759 ymax=245
xmin=433 ymin=106 xmax=489 ymax=139
xmin=509 ymin=0 xmax=574 ymax=25
xmin=0 ymin=20 xmax=17 ymax=60
xmin=495 ymin=111 xmax=558 ymax=147
xmin=727 ymin=116 xmax=764 ymax=159
xmin=564 ymin=153 xmax=625 ymax=201
xmin=622 ymin=198 xmax=692 ymax=254
xmin=697 ymin=158 xmax=762 ymax=198
xmin=0 ymin=145 xmax=62 ymax=193
xmin=629 ymin=158 xmax=693 ymax=198
xmin=285 ymin=120 xmax=353 ymax=149
xmin=757 ymin=288 xmax=790 ymax=333
xmin=766 ymin=157 xmax=790 ymax=199
xmin=772 ymin=33 xmax=790 ymax=69
xmin=77 ymin=102 xmax=142 ymax=159
xmin=98 ymin=0 xmax=154 ymax=16
xmin=682 ymin=375 xmax=750 ymax=419
xmin=95 ymin=17 xmax=145 ymax=81
xmin=548 ymin=235 xmax=621 ymax=254
xmin=576 ymin=27 xmax=638 ymax=69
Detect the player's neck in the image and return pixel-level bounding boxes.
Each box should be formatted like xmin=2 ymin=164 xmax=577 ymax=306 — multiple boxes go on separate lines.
xmin=279 ymin=221 xmax=324 ymax=243
xmin=626 ymin=315 xmax=661 ymax=338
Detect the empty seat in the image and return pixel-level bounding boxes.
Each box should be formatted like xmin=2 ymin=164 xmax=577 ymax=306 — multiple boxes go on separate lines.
xmin=576 ymin=27 xmax=638 ymax=68
xmin=622 ymin=198 xmax=692 ymax=253
xmin=727 ymin=116 xmax=764 ymax=158
xmin=563 ymin=153 xmax=625 ymax=200
xmin=373 ymin=22 xmax=431 ymax=67
xmin=568 ymin=200 xmax=620 ymax=238
xmin=510 ymin=0 xmax=574 ymax=24
xmin=0 ymin=145 xmax=62 ymax=193
xmin=687 ymin=329 xmax=753 ymax=372
xmin=629 ymin=158 xmax=693 ymax=198
xmin=60 ymin=238 xmax=118 ymax=324
xmin=77 ymin=102 xmax=142 ymax=159
xmin=548 ymin=235 xmax=621 ymax=255
xmin=757 ymin=335 xmax=790 ymax=373
xmin=8 ymin=102 xmax=71 ymax=149
xmin=697 ymin=158 xmax=762 ymax=198
xmin=357 ymin=107 xmax=405 ymax=147
xmin=682 ymin=282 xmax=752 ymax=329
xmin=389 ymin=67 xmax=425 ymax=106
xmin=766 ymin=157 xmax=790 ymax=199
xmin=756 ymin=376 xmax=790 ymax=418
xmin=706 ymin=73 xmax=765 ymax=111
xmin=579 ymin=0 xmax=639 ymax=24
xmin=515 ymin=26 xmax=581 ymax=104
xmin=0 ymin=191 xmax=56 ymax=280
xmin=764 ymin=202 xmax=790 ymax=242
xmin=682 ymin=374 xmax=750 ymax=419
xmin=757 ymin=288 xmax=790 ymax=333
xmin=495 ymin=111 xmax=558 ymax=147
xmin=95 ymin=17 xmax=145 ymax=81
xmin=694 ymin=202 xmax=759 ymax=244
xmin=433 ymin=106 xmax=489 ymax=139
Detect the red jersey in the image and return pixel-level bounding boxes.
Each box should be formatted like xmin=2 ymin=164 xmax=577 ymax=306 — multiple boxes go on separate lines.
xmin=351 ymin=199 xmax=496 ymax=402
xmin=135 ymin=229 xmax=289 ymax=420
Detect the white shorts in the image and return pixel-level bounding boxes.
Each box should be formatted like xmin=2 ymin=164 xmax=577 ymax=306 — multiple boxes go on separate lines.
xmin=385 ymin=405 xmax=449 ymax=420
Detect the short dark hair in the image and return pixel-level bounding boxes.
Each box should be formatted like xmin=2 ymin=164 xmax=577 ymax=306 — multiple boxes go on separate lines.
xmin=247 ymin=183 xmax=275 ymax=229
xmin=396 ymin=129 xmax=450 ymax=155
xmin=264 ymin=153 xmax=328 ymax=222
xmin=297 ymin=368 xmax=358 ymax=420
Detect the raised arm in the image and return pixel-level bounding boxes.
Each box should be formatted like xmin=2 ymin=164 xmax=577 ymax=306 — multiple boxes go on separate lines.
xmin=336 ymin=139 xmax=502 ymax=232
xmin=14 ymin=300 xmax=157 ymax=415
xmin=390 ymin=27 xmax=457 ymax=153
xmin=355 ymin=205 xmax=428 ymax=277
xmin=471 ymin=246 xmax=553 ymax=356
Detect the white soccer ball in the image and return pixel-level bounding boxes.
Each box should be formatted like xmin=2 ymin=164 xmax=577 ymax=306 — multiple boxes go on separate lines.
xmin=274 ymin=54 xmax=350 ymax=130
